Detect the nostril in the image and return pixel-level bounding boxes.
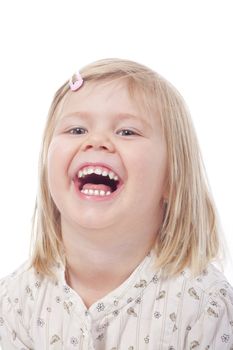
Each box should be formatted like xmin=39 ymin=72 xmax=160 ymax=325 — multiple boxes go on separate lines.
xmin=100 ymin=145 xmax=109 ymax=150
xmin=83 ymin=143 xmax=113 ymax=152
xmin=80 ymin=134 xmax=115 ymax=153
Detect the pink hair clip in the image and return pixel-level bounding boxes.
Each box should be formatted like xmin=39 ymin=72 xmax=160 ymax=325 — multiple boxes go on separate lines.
xmin=69 ymin=72 xmax=84 ymax=91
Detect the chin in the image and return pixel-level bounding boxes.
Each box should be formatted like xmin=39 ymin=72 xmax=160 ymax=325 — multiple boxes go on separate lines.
xmin=66 ymin=208 xmax=116 ymax=231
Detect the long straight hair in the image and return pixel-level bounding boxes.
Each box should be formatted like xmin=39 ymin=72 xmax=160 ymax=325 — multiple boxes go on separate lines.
xmin=30 ymin=58 xmax=223 ymax=278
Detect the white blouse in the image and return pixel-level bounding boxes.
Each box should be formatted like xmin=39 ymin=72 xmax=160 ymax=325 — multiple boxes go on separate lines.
xmin=0 ymin=249 xmax=233 ymax=350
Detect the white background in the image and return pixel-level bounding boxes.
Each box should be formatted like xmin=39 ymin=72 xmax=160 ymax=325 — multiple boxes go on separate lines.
xmin=0 ymin=1 xmax=232 ymax=283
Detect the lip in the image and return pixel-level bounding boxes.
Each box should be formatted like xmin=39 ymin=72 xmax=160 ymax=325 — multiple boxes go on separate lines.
xmin=73 ymin=178 xmax=124 ymax=202
xmin=71 ymin=161 xmax=125 ymax=201
xmin=71 ymin=162 xmax=123 ymax=181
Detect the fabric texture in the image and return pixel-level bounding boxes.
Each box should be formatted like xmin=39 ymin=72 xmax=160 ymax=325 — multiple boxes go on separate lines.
xmin=0 ymin=249 xmax=233 ymax=349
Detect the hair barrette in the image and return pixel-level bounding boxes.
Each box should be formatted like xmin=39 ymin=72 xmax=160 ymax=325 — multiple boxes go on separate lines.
xmin=69 ymin=72 xmax=84 ymax=91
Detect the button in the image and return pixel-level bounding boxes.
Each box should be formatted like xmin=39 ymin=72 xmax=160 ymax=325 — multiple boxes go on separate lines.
xmin=80 ymin=327 xmax=89 ymax=337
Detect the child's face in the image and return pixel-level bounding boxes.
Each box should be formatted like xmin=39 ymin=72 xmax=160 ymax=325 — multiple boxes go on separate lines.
xmin=47 ymin=80 xmax=168 ymax=230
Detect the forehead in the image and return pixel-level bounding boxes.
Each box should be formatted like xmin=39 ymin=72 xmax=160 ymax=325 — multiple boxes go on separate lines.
xmin=56 ymin=79 xmax=162 ymax=130
xmin=63 ymin=80 xmax=138 ymax=114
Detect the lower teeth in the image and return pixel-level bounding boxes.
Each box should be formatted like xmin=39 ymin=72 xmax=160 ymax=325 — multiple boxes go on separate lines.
xmin=81 ymin=189 xmax=111 ymax=196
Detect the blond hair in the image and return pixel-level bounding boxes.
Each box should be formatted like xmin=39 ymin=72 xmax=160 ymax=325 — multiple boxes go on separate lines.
xmin=30 ymin=58 xmax=223 ymax=278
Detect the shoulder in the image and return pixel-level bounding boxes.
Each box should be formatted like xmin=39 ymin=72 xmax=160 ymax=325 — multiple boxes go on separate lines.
xmin=0 ymin=260 xmax=39 ymax=300
xmin=0 ymin=259 xmax=64 ymax=312
xmin=183 ymin=263 xmax=233 ymax=302
xmin=161 ymin=264 xmax=233 ymax=348
xmin=0 ymin=262 xmax=36 ymax=345
xmin=0 ymin=262 xmax=48 ymax=347
xmin=159 ymin=262 xmax=233 ymax=303
xmin=178 ymin=262 xmax=233 ymax=314
xmin=0 ymin=260 xmax=50 ymax=327
xmin=178 ymin=264 xmax=233 ymax=347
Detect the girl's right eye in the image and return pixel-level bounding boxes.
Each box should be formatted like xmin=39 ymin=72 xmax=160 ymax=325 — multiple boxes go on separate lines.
xmin=68 ymin=127 xmax=88 ymax=135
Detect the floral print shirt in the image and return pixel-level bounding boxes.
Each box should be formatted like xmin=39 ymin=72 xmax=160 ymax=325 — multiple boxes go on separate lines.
xmin=0 ymin=249 xmax=233 ymax=349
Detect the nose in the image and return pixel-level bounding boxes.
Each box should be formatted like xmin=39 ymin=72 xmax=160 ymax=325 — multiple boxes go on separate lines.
xmin=80 ymin=132 xmax=115 ymax=153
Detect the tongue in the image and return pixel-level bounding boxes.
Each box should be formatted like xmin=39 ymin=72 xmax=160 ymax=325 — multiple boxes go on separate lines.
xmin=82 ymin=183 xmax=112 ymax=192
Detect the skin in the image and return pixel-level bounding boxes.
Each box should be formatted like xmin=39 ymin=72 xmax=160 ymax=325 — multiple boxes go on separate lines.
xmin=47 ymin=80 xmax=168 ymax=308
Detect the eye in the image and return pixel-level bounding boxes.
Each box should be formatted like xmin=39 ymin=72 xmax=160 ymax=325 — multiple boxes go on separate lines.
xmin=117 ymin=129 xmax=138 ymax=136
xmin=68 ymin=127 xmax=88 ymax=135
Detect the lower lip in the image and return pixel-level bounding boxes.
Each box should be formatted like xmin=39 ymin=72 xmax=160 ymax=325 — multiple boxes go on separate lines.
xmin=73 ymin=179 xmax=124 ymax=202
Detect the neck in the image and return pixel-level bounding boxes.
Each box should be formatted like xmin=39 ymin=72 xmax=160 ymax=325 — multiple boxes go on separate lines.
xmin=61 ymin=214 xmax=163 ymax=307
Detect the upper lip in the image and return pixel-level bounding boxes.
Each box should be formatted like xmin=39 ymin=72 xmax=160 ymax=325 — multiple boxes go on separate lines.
xmin=71 ymin=162 xmax=124 ymax=181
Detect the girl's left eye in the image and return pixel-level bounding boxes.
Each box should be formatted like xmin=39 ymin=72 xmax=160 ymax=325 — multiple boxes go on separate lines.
xmin=68 ymin=127 xmax=87 ymax=135
xmin=117 ymin=129 xmax=138 ymax=136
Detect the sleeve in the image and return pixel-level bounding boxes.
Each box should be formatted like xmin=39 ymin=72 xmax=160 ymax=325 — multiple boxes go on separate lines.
xmin=0 ymin=277 xmax=34 ymax=350
xmin=184 ymin=281 xmax=233 ymax=349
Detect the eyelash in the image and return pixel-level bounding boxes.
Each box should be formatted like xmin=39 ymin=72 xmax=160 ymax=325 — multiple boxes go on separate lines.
xmin=117 ymin=129 xmax=137 ymax=136
xmin=69 ymin=127 xmax=87 ymax=135
xmin=68 ymin=128 xmax=139 ymax=136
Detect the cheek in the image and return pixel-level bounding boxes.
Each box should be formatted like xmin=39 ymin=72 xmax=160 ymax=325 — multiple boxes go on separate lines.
xmin=126 ymin=142 xmax=166 ymax=172
xmin=47 ymin=139 xmax=72 ymax=191
xmin=124 ymin=142 xmax=167 ymax=192
xmin=48 ymin=141 xmax=62 ymax=173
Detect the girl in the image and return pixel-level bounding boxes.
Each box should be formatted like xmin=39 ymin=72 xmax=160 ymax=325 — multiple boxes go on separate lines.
xmin=0 ymin=58 xmax=232 ymax=349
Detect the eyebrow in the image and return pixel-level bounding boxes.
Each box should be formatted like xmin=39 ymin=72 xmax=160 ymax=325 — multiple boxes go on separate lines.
xmin=61 ymin=111 xmax=151 ymax=127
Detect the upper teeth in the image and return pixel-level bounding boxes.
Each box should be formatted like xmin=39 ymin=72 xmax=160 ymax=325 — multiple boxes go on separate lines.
xmin=78 ymin=166 xmax=119 ymax=181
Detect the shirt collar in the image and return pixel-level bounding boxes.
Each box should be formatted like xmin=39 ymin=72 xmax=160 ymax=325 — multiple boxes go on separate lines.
xmin=53 ymin=248 xmax=160 ymax=323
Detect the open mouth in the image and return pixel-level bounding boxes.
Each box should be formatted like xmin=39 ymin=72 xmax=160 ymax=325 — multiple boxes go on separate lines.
xmin=75 ymin=166 xmax=121 ymax=197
